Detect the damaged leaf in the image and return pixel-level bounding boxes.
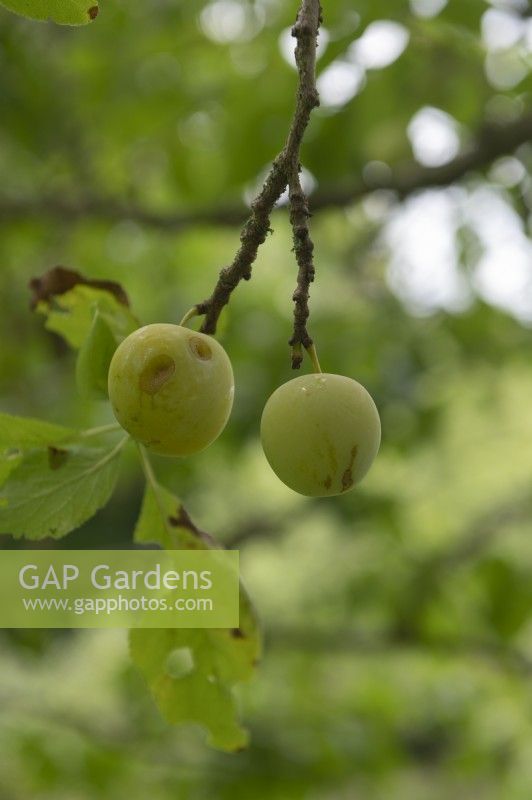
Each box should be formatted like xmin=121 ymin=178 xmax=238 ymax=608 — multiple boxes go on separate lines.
xmin=130 ymin=483 xmax=261 ymax=751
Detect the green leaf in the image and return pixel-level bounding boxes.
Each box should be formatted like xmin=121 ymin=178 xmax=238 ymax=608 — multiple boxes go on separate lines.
xmin=76 ymin=310 xmax=117 ymax=400
xmin=0 ymin=0 xmax=98 ymax=25
xmin=0 ymin=439 xmax=127 ymax=539
xmin=0 ymin=451 xmax=22 ymax=488
xmin=133 ymin=482 xmax=217 ymax=552
xmin=130 ymin=484 xmax=261 ymax=752
xmin=36 ymin=285 xmax=139 ymax=350
xmin=0 ymin=412 xmax=76 ymax=449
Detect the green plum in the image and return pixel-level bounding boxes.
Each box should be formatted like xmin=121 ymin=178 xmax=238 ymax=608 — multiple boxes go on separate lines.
xmin=108 ymin=323 xmax=234 ymax=456
xmin=260 ymin=373 xmax=380 ymax=496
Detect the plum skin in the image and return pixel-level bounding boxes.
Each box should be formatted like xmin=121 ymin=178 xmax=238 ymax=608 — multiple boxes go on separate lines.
xmin=108 ymin=323 xmax=234 ymax=457
xmin=260 ymin=373 xmax=381 ymax=496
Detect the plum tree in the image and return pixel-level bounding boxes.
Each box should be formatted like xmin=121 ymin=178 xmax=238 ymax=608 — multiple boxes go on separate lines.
xmin=260 ymin=373 xmax=381 ymax=497
xmin=108 ymin=323 xmax=234 ymax=456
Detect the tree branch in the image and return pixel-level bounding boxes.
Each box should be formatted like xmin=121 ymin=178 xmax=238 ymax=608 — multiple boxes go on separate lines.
xmin=0 ymin=195 xmax=246 ymax=230
xmin=288 ymin=167 xmax=316 ymax=368
xmin=195 ymin=0 xmax=322 ymax=335
xmin=429 ymin=490 xmax=532 ymax=572
xmin=1 ymin=114 xmax=530 ymax=232
xmin=313 ymin=112 xmax=532 ymax=210
xmin=268 ymin=625 xmax=532 ymax=677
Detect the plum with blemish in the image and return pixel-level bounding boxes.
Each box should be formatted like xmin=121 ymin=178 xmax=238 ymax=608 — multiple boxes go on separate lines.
xmin=260 ymin=373 xmax=380 ymax=496
xmin=108 ymin=323 xmax=234 ymax=456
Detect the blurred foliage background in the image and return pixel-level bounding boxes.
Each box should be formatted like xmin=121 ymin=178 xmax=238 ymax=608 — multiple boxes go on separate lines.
xmin=1 ymin=0 xmax=532 ymax=797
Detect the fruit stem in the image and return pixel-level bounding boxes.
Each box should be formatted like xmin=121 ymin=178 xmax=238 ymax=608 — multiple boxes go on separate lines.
xmin=136 ymin=442 xmax=159 ymax=489
xmin=136 ymin=443 xmax=182 ymax=547
xmin=179 ymin=306 xmax=199 ymax=327
xmin=78 ymin=422 xmax=123 ymax=438
xmin=306 ymin=343 xmax=322 ymax=374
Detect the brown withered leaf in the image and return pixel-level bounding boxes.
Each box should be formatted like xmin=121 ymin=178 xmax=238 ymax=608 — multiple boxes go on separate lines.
xmin=29 ymin=266 xmax=130 ymax=311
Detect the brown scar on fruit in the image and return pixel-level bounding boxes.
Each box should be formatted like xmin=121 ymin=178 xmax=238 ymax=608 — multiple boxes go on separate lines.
xmin=139 ymin=355 xmax=175 ymax=394
xmin=188 ymin=336 xmax=212 ymax=361
xmin=48 ymin=446 xmax=69 ymax=470
xmin=231 ymin=627 xmax=246 ymax=639
xmin=326 ymin=440 xmax=337 ymax=473
xmin=324 ymin=475 xmax=332 ymax=490
xmin=88 ymin=5 xmax=98 ymax=18
xmin=341 ymin=445 xmax=358 ymax=492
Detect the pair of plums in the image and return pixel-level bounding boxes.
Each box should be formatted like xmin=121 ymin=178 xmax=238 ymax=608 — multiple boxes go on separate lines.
xmin=108 ymin=324 xmax=380 ymax=497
